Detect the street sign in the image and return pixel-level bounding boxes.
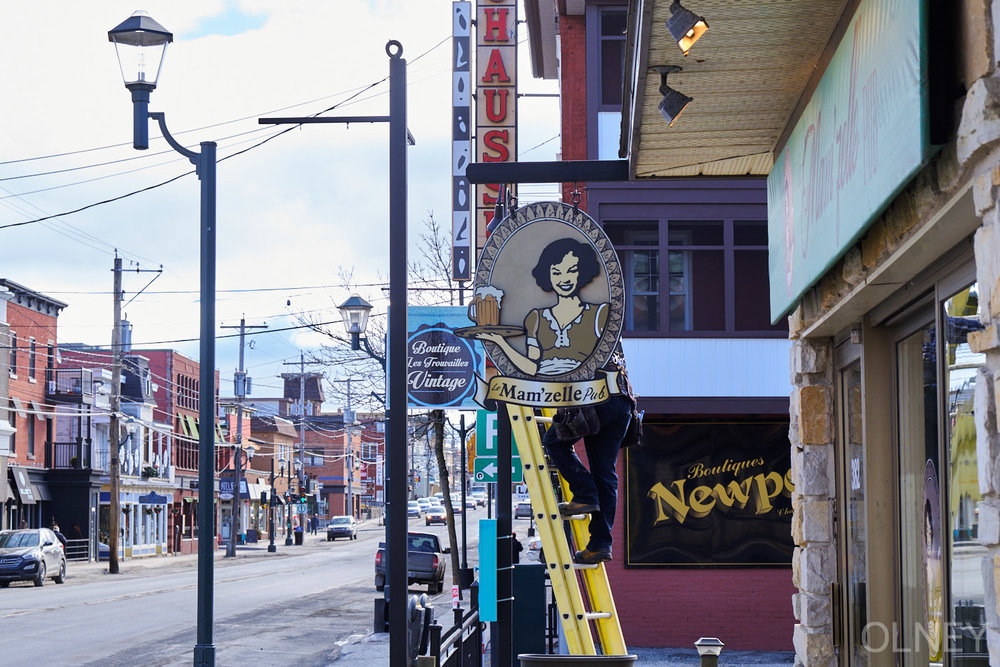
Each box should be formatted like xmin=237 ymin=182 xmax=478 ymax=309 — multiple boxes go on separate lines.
xmin=475 ymin=410 xmax=498 ymax=457
xmin=474 ymin=456 xmax=523 ymax=484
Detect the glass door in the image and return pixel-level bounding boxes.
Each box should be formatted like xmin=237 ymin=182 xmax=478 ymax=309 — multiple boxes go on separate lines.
xmin=942 ymin=285 xmax=988 ymax=664
xmin=896 ymin=321 xmax=944 ymax=665
xmin=836 ymin=358 xmax=868 ymax=666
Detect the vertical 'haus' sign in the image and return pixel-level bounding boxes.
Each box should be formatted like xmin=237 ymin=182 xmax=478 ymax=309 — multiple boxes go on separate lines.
xmin=475 ymin=0 xmax=517 ymax=260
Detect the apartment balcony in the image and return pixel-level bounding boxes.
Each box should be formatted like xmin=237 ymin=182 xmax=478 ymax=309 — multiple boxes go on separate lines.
xmin=46 ymin=368 xmax=94 ymax=405
xmin=51 ymin=441 xmax=109 ymax=472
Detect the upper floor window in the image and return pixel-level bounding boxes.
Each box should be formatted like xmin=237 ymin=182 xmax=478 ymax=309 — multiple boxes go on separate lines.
xmin=9 ymin=332 xmax=16 ymax=376
xmin=599 ymin=10 xmax=627 ymax=109
xmin=28 ymin=338 xmax=36 ymax=379
xmin=604 ymin=219 xmax=786 ymax=335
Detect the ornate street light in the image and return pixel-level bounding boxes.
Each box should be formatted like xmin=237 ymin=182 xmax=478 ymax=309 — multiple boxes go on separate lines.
xmin=110 ymin=11 xmax=219 ymax=666
xmin=337 ymin=295 xmax=374 ymax=351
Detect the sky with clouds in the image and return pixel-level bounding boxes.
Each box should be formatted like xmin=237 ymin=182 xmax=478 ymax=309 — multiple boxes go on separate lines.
xmin=0 ymin=1 xmax=559 ymax=412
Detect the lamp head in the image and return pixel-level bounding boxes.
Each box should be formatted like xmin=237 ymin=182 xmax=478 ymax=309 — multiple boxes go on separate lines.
xmin=337 ymin=294 xmax=374 ymax=337
xmin=650 ymin=66 xmax=691 ymax=127
xmin=108 ymin=10 xmax=173 ymax=89
xmin=694 ymin=637 xmax=724 ymax=657
xmin=667 ymin=1 xmax=708 ymax=55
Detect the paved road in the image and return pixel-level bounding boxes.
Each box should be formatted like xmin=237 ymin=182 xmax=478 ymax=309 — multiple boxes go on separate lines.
xmin=0 ymin=511 xmax=485 ymax=666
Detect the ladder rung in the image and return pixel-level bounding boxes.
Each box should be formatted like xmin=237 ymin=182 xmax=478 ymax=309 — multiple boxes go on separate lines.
xmin=534 ymin=416 xmax=553 ymax=424
xmin=584 ymin=612 xmax=612 ymax=621
xmin=572 ymin=563 xmax=599 ymax=570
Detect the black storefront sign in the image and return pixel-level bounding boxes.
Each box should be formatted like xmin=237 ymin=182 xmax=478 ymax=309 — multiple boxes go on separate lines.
xmin=625 ymin=419 xmax=793 ymax=567
xmin=9 ymin=466 xmax=36 ymax=505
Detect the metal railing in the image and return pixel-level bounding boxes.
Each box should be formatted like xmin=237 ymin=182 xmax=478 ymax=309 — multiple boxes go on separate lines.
xmin=45 ymin=368 xmax=93 ymax=401
xmin=53 ymin=442 xmax=89 ymax=469
xmin=64 ymin=538 xmax=90 ymax=562
xmin=426 ymin=586 xmax=482 ymax=667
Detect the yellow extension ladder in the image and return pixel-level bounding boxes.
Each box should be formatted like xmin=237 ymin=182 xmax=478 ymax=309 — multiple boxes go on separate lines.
xmin=506 ymin=404 xmax=626 ymax=656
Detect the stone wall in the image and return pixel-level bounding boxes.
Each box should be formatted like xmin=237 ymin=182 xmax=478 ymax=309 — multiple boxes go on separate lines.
xmin=789 ymin=339 xmax=836 ymax=667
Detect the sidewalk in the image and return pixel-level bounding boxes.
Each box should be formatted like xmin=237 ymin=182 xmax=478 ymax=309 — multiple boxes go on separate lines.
xmin=68 ymin=517 xmax=381 ymax=581
xmin=332 ymin=632 xmax=794 ymax=665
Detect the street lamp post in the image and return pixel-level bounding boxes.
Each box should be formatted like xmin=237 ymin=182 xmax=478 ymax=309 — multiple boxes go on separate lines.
xmin=267 ymin=456 xmax=277 ymax=553
xmin=110 ymin=11 xmax=218 ymax=666
xmin=283 ymin=457 xmax=294 ymax=546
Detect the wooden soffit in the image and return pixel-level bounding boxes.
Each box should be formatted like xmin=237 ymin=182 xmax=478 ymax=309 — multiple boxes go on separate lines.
xmin=622 ymin=0 xmax=853 ymax=179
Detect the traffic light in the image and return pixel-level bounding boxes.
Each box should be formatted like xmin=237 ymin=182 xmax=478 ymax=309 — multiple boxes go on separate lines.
xmin=299 ymin=495 xmax=307 ymax=505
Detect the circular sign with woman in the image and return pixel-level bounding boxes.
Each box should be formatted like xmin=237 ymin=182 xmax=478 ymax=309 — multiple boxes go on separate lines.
xmin=458 ymin=201 xmax=624 ymax=383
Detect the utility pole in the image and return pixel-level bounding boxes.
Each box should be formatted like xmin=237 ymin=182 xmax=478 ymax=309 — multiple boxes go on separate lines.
xmin=220 ymin=317 xmax=266 ymax=558
xmin=282 ymin=353 xmax=324 ymax=533
xmin=109 ymin=255 xmax=123 ymax=574
xmin=346 ymin=378 xmax=354 ymax=519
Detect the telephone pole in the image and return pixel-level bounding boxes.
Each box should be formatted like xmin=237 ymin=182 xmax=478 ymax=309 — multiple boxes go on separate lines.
xmin=282 ymin=353 xmax=324 ymax=529
xmin=109 ymin=256 xmax=123 ymax=574
xmin=108 ymin=254 xmax=162 ymax=573
xmin=220 ymin=317 xmax=266 ymax=557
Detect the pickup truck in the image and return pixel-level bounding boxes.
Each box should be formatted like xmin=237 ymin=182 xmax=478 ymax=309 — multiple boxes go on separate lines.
xmin=374 ymin=531 xmax=449 ymax=594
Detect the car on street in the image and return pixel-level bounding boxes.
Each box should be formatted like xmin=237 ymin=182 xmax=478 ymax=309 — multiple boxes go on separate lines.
xmin=470 ymin=492 xmax=487 ymax=507
xmin=417 ymin=498 xmax=433 ymax=513
xmin=425 ymin=506 xmax=447 ymax=525
xmin=526 ymin=535 xmax=543 ymax=562
xmin=375 ymin=531 xmax=449 ymax=594
xmin=0 ymin=528 xmax=67 ymax=587
xmin=326 ymin=515 xmax=358 ymax=541
xmin=407 ymin=501 xmax=421 ymax=518
xmin=465 ymin=497 xmax=477 ymax=511
xmin=514 ymin=500 xmax=533 ymax=519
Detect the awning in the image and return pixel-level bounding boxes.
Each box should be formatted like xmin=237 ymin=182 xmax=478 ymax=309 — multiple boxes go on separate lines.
xmin=31 ymin=478 xmax=52 ymax=502
xmin=2 ymin=478 xmax=13 ymax=503
xmin=9 ymin=467 xmax=36 ymax=504
xmin=10 ymin=397 xmax=26 ymax=419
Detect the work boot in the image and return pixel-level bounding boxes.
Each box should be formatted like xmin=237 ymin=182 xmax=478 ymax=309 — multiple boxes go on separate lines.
xmin=574 ymin=547 xmax=612 ymax=564
xmin=558 ymin=501 xmax=599 ymax=517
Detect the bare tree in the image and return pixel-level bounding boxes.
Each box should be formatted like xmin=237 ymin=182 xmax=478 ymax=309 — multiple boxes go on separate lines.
xmin=292 ymin=213 xmax=468 ymax=587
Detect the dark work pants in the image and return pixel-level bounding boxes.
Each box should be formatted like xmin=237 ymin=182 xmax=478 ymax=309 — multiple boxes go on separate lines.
xmin=542 ymin=394 xmax=631 ymax=551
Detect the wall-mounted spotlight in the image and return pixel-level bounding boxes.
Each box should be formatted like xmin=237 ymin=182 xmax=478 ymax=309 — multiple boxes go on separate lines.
xmin=650 ymin=65 xmax=691 ymax=127
xmin=667 ymin=1 xmax=708 ymax=56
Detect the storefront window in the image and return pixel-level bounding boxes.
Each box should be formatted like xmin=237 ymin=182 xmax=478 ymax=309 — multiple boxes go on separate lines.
xmin=897 ymin=322 xmax=943 ymax=664
xmin=944 ymin=284 xmax=987 ymax=660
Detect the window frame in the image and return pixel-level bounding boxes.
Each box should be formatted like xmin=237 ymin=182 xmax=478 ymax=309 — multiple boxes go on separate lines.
xmin=604 ymin=217 xmax=785 ymax=337
xmin=8 ymin=331 xmax=16 ymax=377
xmin=28 ymin=337 xmax=36 ymax=381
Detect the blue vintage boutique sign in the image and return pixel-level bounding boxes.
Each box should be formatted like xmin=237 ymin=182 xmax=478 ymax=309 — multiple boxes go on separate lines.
xmin=407 ymin=306 xmax=484 ymax=409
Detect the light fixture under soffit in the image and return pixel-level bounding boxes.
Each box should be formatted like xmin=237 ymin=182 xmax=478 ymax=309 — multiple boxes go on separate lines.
xmin=650 ymin=65 xmax=691 ymax=127
xmin=667 ymin=1 xmax=708 ymax=56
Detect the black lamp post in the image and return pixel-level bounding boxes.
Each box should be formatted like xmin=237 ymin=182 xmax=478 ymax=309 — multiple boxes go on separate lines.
xmin=110 ymin=11 xmax=218 ymax=666
xmin=267 ymin=456 xmax=277 ymax=553
xmin=280 ymin=457 xmax=293 ymax=546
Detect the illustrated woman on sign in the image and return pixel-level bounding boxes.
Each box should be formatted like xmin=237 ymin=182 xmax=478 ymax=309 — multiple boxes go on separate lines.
xmin=478 ymin=237 xmax=608 ymax=377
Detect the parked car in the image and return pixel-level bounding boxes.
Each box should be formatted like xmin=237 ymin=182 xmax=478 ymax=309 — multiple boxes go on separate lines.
xmin=407 ymin=501 xmax=421 ymax=518
xmin=526 ymin=535 xmax=543 ymax=562
xmin=0 ymin=528 xmax=67 ymax=587
xmin=514 ymin=500 xmax=533 ymax=519
xmin=374 ymin=531 xmax=449 ymax=594
xmin=326 ymin=515 xmax=358 ymax=541
xmin=425 ymin=506 xmax=447 ymax=526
